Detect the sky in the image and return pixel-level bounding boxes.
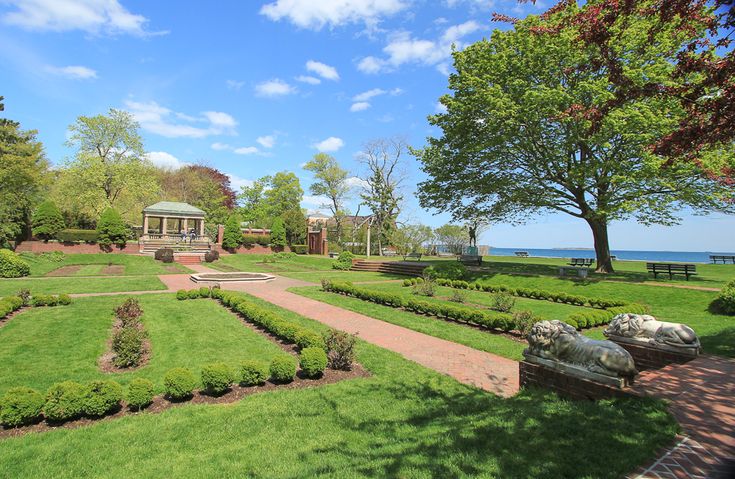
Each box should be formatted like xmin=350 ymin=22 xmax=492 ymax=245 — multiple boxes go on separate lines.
xmin=1 ymin=0 xmax=733 ymax=252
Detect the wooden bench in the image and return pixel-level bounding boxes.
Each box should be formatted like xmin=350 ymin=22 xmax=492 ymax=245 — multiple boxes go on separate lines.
xmin=328 ymin=252 xmax=339 ymax=259
xmin=458 ymin=255 xmax=482 ymax=266
xmin=403 ymin=252 xmax=422 ymax=261
xmin=558 ymin=266 xmax=590 ymax=279
xmin=437 ymin=252 xmax=456 ymax=258
xmin=514 ymin=251 xmax=529 ymax=258
xmin=381 ymin=249 xmax=398 ymax=257
xmin=568 ymin=258 xmax=594 ymax=267
xmin=646 ymin=263 xmax=697 ymax=280
xmin=710 ymin=255 xmax=735 ymax=264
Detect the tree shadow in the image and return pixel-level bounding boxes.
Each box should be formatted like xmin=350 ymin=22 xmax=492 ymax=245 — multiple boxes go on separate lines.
xmin=700 ymin=327 xmax=735 ymax=358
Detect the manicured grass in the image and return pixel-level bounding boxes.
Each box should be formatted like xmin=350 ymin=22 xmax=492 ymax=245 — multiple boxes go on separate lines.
xmin=292 ymin=286 xmax=527 ymax=361
xmin=0 ymin=276 xmax=167 ymax=296
xmin=0 ymin=294 xmax=284 ymax=395
xmin=19 ymin=253 xmax=190 ymax=277
xmin=210 ymin=253 xmax=334 ymax=273
xmin=280 ymin=270 xmax=406 ymax=283
xmin=0 ymin=294 xmax=677 ymax=478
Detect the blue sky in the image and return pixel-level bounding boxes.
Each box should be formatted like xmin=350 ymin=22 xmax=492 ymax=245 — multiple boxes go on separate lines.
xmin=1 ymin=0 xmax=732 ymax=252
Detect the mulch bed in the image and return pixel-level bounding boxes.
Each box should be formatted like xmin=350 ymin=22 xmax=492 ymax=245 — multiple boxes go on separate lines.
xmin=100 ymin=265 xmax=125 ymax=275
xmin=45 ymin=265 xmax=82 ymax=277
xmin=0 ymin=364 xmax=370 ymax=440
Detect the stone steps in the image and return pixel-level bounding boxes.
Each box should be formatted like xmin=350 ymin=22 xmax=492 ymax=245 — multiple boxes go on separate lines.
xmin=350 ymin=260 xmax=427 ymax=276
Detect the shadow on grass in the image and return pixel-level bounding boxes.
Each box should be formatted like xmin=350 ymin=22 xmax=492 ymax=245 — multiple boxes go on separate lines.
xmin=700 ymin=327 xmax=735 ymax=358
xmin=301 ymin=381 xmax=677 ymax=479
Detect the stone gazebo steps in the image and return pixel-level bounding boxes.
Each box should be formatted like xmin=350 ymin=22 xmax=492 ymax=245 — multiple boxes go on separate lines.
xmin=173 ymin=254 xmax=204 ymax=265
xmin=350 ymin=260 xmax=428 ymax=277
xmin=139 ymin=238 xmax=211 ymax=254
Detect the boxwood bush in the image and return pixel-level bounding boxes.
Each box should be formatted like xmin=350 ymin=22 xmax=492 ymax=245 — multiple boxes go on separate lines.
xmin=332 ymin=251 xmax=354 ymax=270
xmin=299 ymin=347 xmax=328 ymax=378
xmin=0 ymin=387 xmax=45 ymax=427
xmin=239 ymin=360 xmax=269 ymax=386
xmin=269 ymin=356 xmax=296 ymax=383
xmin=294 ymin=329 xmax=326 ymax=351
xmin=126 ymin=378 xmax=155 ymax=410
xmin=56 ymin=228 xmax=98 ymax=243
xmin=711 ymin=279 xmax=735 ymax=315
xmin=0 ymin=249 xmax=30 ymax=278
xmin=44 ymin=381 xmax=85 ymax=422
xmin=323 ymin=329 xmax=356 ymax=371
xmin=423 ymin=262 xmax=467 ymax=280
xmin=163 ymin=367 xmax=197 ymax=400
xmin=0 ymin=295 xmax=24 ymax=319
xmin=82 ymin=380 xmax=123 ymax=416
xmin=201 ymin=363 xmax=234 ymax=395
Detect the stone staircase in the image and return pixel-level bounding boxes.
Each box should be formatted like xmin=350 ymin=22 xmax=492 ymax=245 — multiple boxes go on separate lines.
xmin=350 ymin=260 xmax=428 ymax=277
xmin=138 ymin=237 xmax=211 ymax=255
xmin=174 ymin=254 xmax=203 ymax=265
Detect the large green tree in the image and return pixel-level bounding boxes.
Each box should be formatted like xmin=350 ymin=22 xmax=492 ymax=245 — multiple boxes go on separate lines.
xmin=415 ymin=9 xmax=734 ymax=272
xmin=32 ymin=200 xmax=65 ymax=241
xmin=238 ymin=172 xmax=304 ymax=228
xmin=303 ymin=153 xmax=350 ymax=244
xmin=433 ymin=224 xmax=468 ymax=255
xmin=0 ymin=97 xmax=49 ymax=246
xmin=53 ymin=109 xmax=159 ymax=225
xmin=156 ymin=164 xmax=233 ymax=227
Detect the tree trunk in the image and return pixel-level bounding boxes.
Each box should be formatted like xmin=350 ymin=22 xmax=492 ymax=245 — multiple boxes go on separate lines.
xmin=585 ymin=217 xmax=614 ymax=273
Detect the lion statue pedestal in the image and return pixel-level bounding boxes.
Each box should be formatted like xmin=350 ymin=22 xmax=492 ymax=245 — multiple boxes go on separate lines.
xmin=523 ymin=320 xmax=637 ymax=389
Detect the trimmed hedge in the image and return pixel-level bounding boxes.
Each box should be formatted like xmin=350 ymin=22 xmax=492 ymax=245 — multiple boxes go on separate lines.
xmin=163 ymin=367 xmax=197 ymax=400
xmin=0 ymin=249 xmax=30 ymax=278
xmin=154 ymin=248 xmax=174 ymax=263
xmin=0 ymin=295 xmax=24 ymax=319
xmin=292 ymin=244 xmax=308 ymax=254
xmin=44 ymin=381 xmax=85 ymax=422
xmin=295 ymin=329 xmax=326 ymax=351
xmin=56 ymin=229 xmax=98 ymax=243
xmin=201 ymin=363 xmax=234 ymax=395
xmin=332 ymin=251 xmax=354 ymax=270
xmin=299 ymin=347 xmax=327 ymax=378
xmin=270 ymin=356 xmax=297 ymax=383
xmin=82 ymin=380 xmax=123 ymax=416
xmin=0 ymin=387 xmax=45 ymax=427
xmin=126 ymin=378 xmax=155 ymax=410
xmin=239 ymin=360 xmax=269 ymax=386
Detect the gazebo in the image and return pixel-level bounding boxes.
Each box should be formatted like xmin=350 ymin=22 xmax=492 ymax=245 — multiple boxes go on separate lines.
xmin=142 ymin=201 xmax=206 ymax=239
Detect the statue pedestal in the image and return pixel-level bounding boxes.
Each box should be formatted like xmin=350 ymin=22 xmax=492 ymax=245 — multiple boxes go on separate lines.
xmin=520 ymin=356 xmax=635 ymax=401
xmin=606 ymin=335 xmax=699 ymax=371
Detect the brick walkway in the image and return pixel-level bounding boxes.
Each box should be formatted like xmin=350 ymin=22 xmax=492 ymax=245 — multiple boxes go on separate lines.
xmin=221 ymin=275 xmax=520 ymax=397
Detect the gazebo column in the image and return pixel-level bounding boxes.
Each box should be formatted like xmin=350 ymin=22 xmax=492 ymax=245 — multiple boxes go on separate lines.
xmin=143 ymin=215 xmax=149 ymax=237
xmin=199 ymin=219 xmax=205 ymax=237
xmin=162 ymin=216 xmax=169 ymax=236
xmin=183 ymin=218 xmax=188 ymax=233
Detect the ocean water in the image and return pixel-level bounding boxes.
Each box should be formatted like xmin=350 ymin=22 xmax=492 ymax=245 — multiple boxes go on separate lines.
xmin=487 ymin=247 xmax=735 ymax=264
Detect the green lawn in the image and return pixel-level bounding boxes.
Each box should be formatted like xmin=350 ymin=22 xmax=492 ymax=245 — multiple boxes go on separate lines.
xmin=0 ymin=293 xmax=678 ymax=478
xmin=0 ymin=276 xmax=167 ymax=296
xmin=19 ymin=253 xmax=191 ymax=277
xmin=280 ymin=270 xmax=406 ymax=283
xmin=210 ymin=253 xmax=334 ymax=273
xmin=0 ymin=294 xmax=284 ymax=395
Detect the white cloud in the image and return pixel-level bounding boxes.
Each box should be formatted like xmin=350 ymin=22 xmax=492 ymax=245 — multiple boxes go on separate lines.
xmin=435 ymin=101 xmax=448 ymax=113
xmin=255 ymin=78 xmax=296 ymax=97
xmin=390 ymin=87 xmax=404 ymax=95
xmin=211 ymin=142 xmax=231 ymax=151
xmin=295 ymin=75 xmax=321 ymax=85
xmin=353 ymin=88 xmax=386 ymax=102
xmin=46 ymin=65 xmax=97 ymax=79
xmin=125 ymin=100 xmax=237 ymax=138
xmin=302 ymin=195 xmax=330 ymax=208
xmin=345 ymin=176 xmax=369 ymax=189
xmin=313 ymin=136 xmax=344 ymax=152
xmin=256 ymin=135 xmax=276 ymax=148
xmin=234 ymin=146 xmax=260 ymax=155
xmin=1 ymin=0 xmax=162 ymax=36
xmin=227 ymin=173 xmax=253 ymax=191
xmin=259 ymin=0 xmax=409 ymax=30
xmin=226 ymin=79 xmax=244 ymax=90
xmin=357 ymin=21 xmax=481 ymax=74
xmin=306 ymin=60 xmax=339 ymax=81
xmin=145 ymin=151 xmax=188 ymax=170
xmin=350 ymin=102 xmax=371 ymax=112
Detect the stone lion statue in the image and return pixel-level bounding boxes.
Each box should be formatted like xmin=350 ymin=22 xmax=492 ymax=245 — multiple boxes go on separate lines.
xmin=526 ymin=320 xmax=637 ymax=378
xmin=604 ymin=313 xmax=700 ymax=350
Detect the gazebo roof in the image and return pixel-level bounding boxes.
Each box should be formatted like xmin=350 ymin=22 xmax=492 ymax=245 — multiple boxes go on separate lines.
xmin=143 ymin=201 xmax=205 ymax=217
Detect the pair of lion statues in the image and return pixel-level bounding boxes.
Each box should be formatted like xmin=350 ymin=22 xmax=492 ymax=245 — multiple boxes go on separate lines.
xmin=526 ymin=314 xmax=699 ymax=379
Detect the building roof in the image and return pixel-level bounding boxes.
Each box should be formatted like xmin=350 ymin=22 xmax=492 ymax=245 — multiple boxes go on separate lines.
xmin=143 ymin=201 xmax=206 ymax=217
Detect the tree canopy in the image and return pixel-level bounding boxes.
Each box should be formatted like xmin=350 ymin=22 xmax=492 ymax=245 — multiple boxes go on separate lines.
xmin=304 ymin=153 xmax=350 ymax=243
xmin=416 ymin=7 xmax=735 ymax=272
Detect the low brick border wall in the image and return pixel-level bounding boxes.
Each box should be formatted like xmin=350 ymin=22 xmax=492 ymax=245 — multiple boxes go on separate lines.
xmin=519 ymin=361 xmax=635 ymax=401
xmin=610 ymin=341 xmax=697 ymax=372
xmin=14 ymin=241 xmax=138 ymax=254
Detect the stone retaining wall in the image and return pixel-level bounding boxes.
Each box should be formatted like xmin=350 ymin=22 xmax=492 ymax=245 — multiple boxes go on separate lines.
xmin=14 ymin=241 xmax=138 ymax=254
xmin=611 ymin=341 xmax=697 ymax=372
xmin=519 ymin=361 xmax=635 ymax=401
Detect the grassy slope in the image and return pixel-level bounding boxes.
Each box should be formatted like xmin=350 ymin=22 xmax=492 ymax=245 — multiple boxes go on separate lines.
xmin=19 ymin=253 xmax=190 ymax=277
xmin=0 ymin=294 xmax=677 ymax=479
xmin=0 ymin=295 xmax=284 ymax=395
xmin=210 ymin=253 xmax=334 ymax=273
xmin=0 ymin=276 xmax=167 ymax=296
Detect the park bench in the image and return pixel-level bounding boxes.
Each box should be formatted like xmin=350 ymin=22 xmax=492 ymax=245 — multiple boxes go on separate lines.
xmin=458 ymin=255 xmax=482 ymax=266
xmin=515 ymin=251 xmax=529 ymax=258
xmin=328 ymin=252 xmax=339 ymax=259
xmin=710 ymin=255 xmax=735 ymax=264
xmin=403 ymin=252 xmax=422 ymax=261
xmin=646 ymin=263 xmax=697 ymax=280
xmin=382 ymin=249 xmax=398 ymax=257
xmin=558 ymin=266 xmax=590 ymax=279
xmin=568 ymin=258 xmax=594 ymax=267
xmin=437 ymin=252 xmax=456 ymax=258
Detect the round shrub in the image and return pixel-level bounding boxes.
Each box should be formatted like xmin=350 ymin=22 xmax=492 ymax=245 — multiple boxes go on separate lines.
xmin=332 ymin=251 xmax=354 ymax=270
xmin=44 ymin=381 xmax=85 ymax=422
xmin=154 ymin=248 xmax=174 ymax=263
xmin=269 ymin=356 xmax=297 ymax=383
xmin=423 ymin=262 xmax=467 ymax=280
xmin=200 ymin=363 xmax=234 ymax=395
xmin=58 ymin=294 xmax=72 ymax=305
xmin=294 ymin=329 xmax=326 ymax=351
xmin=163 ymin=367 xmax=197 ymax=400
xmin=0 ymin=387 xmax=45 ymax=427
xmin=187 ymin=289 xmax=201 ymax=299
xmin=176 ymin=289 xmax=188 ymax=300
xmin=126 ymin=378 xmax=155 ymax=410
xmin=82 ymin=380 xmax=123 ymax=416
xmin=198 ymin=286 xmax=211 ymax=298
xmin=299 ymin=347 xmax=328 ymax=379
xmin=239 ymin=360 xmax=269 ymax=386
xmin=32 ymin=200 xmax=65 ymax=241
xmin=204 ymin=250 xmax=220 ymax=263
xmin=0 ymin=249 xmax=30 ymax=278
xmin=712 ymin=279 xmax=735 ymax=315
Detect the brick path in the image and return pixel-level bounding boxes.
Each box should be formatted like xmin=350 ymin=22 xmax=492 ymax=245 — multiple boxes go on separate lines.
xmin=221 ymin=275 xmax=520 ymax=397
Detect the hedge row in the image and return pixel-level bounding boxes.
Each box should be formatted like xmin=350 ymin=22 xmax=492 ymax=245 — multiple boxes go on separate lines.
xmin=0 ymin=293 xmax=71 ymax=320
xmin=323 ymin=281 xmax=518 ymax=332
xmin=403 ymin=277 xmax=631 ymax=309
xmin=566 ymin=304 xmax=650 ymax=329
xmin=56 ymin=229 xmax=98 ymax=243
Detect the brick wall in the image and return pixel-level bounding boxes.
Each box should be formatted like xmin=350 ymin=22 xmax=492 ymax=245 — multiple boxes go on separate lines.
xmin=519 ymin=361 xmax=635 ymax=401
xmin=14 ymin=241 xmax=139 ymax=255
xmin=611 ymin=341 xmax=697 ymax=372
xmin=212 ymin=244 xmax=290 ymax=255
